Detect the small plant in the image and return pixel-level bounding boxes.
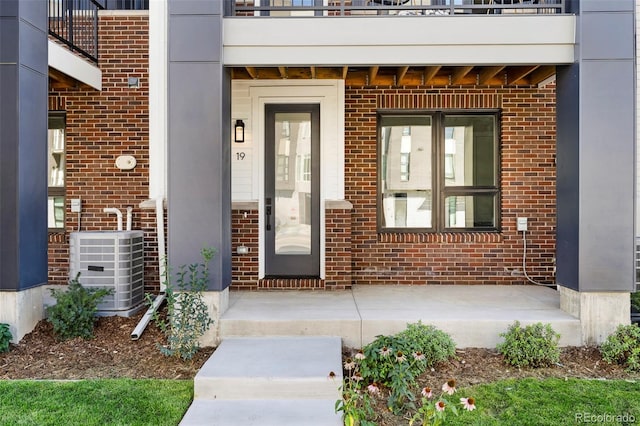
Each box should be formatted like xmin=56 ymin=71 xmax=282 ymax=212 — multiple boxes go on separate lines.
xmin=152 ymin=247 xmax=215 ymax=360
xmin=0 ymin=323 xmax=12 ymax=353
xmin=335 ymin=361 xmax=376 ymax=426
xmin=410 ymin=379 xmax=477 ymax=426
xmin=496 ymin=321 xmax=560 ymax=368
xmin=46 ymin=273 xmax=112 ymax=341
xmin=600 ymin=323 xmax=640 ymax=372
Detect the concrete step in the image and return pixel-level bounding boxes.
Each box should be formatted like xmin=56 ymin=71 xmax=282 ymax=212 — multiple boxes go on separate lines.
xmin=180 ymin=336 xmax=344 ymax=426
xmin=220 ymin=286 xmax=584 ymax=348
xmin=193 ymin=336 xmax=343 ymax=400
xmin=179 ymin=399 xmax=342 ymax=426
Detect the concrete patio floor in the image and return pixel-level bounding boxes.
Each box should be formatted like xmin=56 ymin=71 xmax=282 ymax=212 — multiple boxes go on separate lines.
xmin=219 ymin=285 xmax=583 ymax=348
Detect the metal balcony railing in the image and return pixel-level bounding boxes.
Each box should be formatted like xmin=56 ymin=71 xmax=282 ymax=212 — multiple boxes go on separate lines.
xmin=103 ymin=0 xmax=149 ymax=10
xmin=48 ymin=0 xmax=102 ymax=63
xmin=227 ymin=0 xmax=565 ymax=17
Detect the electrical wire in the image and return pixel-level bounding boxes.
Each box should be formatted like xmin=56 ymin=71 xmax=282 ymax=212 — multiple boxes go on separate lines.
xmin=522 ymin=230 xmax=556 ymax=287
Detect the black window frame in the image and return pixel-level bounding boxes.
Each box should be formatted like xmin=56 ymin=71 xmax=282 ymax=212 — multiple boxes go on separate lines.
xmin=377 ymin=109 xmax=501 ymax=233
xmin=48 ymin=112 xmax=67 ymax=232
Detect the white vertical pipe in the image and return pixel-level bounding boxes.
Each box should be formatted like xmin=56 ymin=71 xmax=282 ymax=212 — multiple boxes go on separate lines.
xmin=156 ymin=197 xmax=166 ymax=291
xmin=126 ymin=206 xmax=133 ymax=231
xmin=103 ymin=208 xmax=123 ymax=231
xmin=148 ymin=0 xmax=168 ymax=200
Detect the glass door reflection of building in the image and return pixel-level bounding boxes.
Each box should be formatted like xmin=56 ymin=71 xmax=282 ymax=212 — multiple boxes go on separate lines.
xmin=265 ymin=104 xmax=320 ymax=277
xmin=274 ymin=112 xmax=312 ymax=254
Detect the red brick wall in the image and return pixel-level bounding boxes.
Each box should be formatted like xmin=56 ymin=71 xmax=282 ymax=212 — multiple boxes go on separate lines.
xmin=231 ymin=206 xmax=352 ymax=290
xmin=345 ymin=86 xmax=556 ymax=285
xmin=47 ymin=13 xmax=161 ymax=291
xmin=47 ymin=13 xmax=556 ymax=290
xmin=228 ymin=86 xmax=556 ymax=289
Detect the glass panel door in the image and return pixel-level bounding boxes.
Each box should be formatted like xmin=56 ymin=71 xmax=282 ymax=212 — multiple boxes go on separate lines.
xmin=265 ymin=104 xmax=320 ymax=277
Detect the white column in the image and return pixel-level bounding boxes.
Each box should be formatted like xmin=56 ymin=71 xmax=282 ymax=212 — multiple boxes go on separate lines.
xmin=148 ymin=0 xmax=168 ymax=199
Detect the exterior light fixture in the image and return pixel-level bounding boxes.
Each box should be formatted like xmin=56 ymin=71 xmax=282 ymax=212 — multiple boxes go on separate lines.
xmin=234 ymin=119 xmax=245 ymax=143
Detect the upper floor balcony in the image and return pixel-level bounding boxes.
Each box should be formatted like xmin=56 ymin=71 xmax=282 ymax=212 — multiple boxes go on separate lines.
xmin=227 ymin=0 xmax=565 ymax=17
xmin=223 ymin=0 xmax=575 ymax=82
xmin=47 ymin=0 xmax=150 ymax=90
xmin=48 ymin=0 xmax=102 ymax=63
xmin=48 ymin=0 xmax=103 ymax=90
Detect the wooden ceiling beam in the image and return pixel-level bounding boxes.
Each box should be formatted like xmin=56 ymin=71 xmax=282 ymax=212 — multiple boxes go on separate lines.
xmin=478 ymin=66 xmax=505 ymax=85
xmin=342 ymin=66 xmax=349 ymax=80
xmin=368 ymin=66 xmax=379 ymax=85
xmin=528 ymin=65 xmax=556 ymax=85
xmin=423 ymin=66 xmax=441 ymax=85
xmin=451 ymin=66 xmax=474 ymax=85
xmin=310 ymin=66 xmax=316 ymax=79
xmin=396 ymin=66 xmax=409 ymax=85
xmin=245 ymin=67 xmax=258 ymax=79
xmin=49 ymin=67 xmax=87 ymax=90
xmin=507 ymin=65 xmax=538 ymax=85
xmin=277 ymin=66 xmax=287 ymax=78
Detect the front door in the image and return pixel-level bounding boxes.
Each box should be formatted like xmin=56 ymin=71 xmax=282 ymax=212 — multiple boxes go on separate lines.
xmin=264 ymin=103 xmax=320 ymax=277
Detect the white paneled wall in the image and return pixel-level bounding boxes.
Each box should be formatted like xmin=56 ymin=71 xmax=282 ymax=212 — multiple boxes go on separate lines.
xmin=231 ymin=80 xmax=345 ymax=203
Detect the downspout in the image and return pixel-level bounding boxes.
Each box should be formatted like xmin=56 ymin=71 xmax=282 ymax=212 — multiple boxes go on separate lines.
xmin=131 ymin=197 xmax=166 ymax=340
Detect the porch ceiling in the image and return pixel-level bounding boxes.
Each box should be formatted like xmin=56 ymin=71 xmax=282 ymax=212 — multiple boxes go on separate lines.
xmin=230 ymin=64 xmax=556 ymax=87
xmin=48 ymin=67 xmax=94 ymax=90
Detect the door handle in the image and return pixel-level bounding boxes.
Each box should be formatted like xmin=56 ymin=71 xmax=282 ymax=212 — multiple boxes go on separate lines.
xmin=266 ymin=205 xmax=272 ymax=231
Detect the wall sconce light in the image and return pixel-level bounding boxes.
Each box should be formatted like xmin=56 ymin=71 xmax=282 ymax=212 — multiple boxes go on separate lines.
xmin=234 ymin=119 xmax=245 ymax=143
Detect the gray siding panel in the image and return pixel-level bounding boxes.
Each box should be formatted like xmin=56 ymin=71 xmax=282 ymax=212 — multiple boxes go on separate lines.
xmin=580 ymin=0 xmax=634 ymax=12
xmin=18 ymin=20 xmax=48 ymax=74
xmin=581 ymin=13 xmax=634 ymax=60
xmin=0 ymin=19 xmax=18 ymax=62
xmin=168 ymin=1 xmax=221 ymax=15
xmin=0 ymin=0 xmax=18 ymax=17
xmin=0 ymin=0 xmax=47 ymax=291
xmin=18 ymin=66 xmax=48 ymax=287
xmin=556 ymin=64 xmax=581 ymax=292
xmin=556 ymin=0 xmax=636 ymax=293
xmin=579 ymin=60 xmax=635 ymax=291
xmin=0 ymin=65 xmax=19 ymax=291
xmin=167 ymin=0 xmax=231 ymax=291
xmin=168 ymin=16 xmax=221 ymax=63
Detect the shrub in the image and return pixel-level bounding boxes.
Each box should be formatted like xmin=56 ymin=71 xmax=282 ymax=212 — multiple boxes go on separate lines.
xmin=152 ymin=247 xmax=215 ymax=360
xmin=631 ymin=292 xmax=640 ymax=311
xmin=396 ymin=321 xmax=457 ymax=367
xmin=496 ymin=321 xmax=560 ymax=368
xmin=0 ymin=323 xmax=12 ymax=353
xmin=46 ymin=273 xmax=112 ymax=341
xmin=600 ymin=323 xmax=640 ymax=372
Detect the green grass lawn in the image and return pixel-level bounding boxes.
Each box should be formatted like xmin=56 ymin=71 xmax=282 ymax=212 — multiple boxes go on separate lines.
xmin=452 ymin=378 xmax=640 ymax=425
xmin=0 ymin=379 xmax=192 ymax=426
xmin=1 ymin=377 xmax=639 ymax=425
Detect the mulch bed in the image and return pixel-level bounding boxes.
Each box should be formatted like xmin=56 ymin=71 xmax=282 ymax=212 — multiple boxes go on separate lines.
xmin=0 ymin=310 xmax=213 ymax=380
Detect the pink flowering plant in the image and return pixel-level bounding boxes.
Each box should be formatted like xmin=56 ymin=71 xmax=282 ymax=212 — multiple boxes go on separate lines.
xmin=334 ymin=357 xmax=376 ymax=426
xmin=410 ymin=379 xmax=477 ymax=426
xmin=356 ymin=322 xmax=456 ymax=414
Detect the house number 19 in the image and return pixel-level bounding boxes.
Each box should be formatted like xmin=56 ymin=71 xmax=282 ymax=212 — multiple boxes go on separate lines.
xmin=236 ymin=152 xmax=246 ymax=160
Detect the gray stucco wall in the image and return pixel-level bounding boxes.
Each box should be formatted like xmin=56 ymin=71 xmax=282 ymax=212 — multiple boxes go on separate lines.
xmin=0 ymin=0 xmax=48 ymax=291
xmin=556 ymin=0 xmax=636 ymax=292
xmin=167 ymin=0 xmax=232 ymax=291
